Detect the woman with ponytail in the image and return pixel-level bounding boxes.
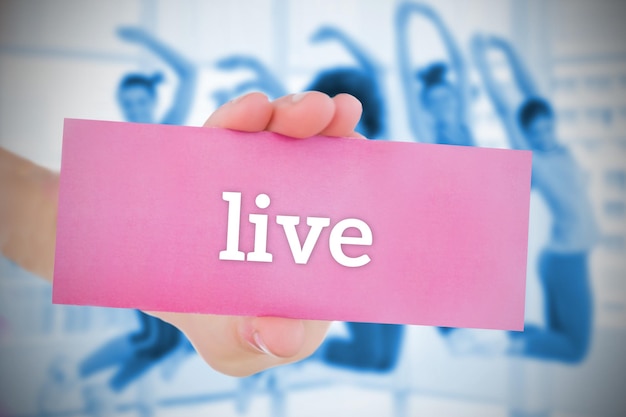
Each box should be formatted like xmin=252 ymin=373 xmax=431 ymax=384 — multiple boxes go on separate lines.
xmin=396 ymin=2 xmax=473 ymax=145
xmin=73 ymin=27 xmax=198 ymax=403
xmin=116 ymin=26 xmax=197 ymax=126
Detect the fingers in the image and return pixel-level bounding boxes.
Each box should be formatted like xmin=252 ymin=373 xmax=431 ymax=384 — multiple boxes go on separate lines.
xmin=267 ymin=91 xmax=336 ymax=138
xmin=205 ymin=91 xmax=364 ymax=139
xmin=245 ymin=317 xmax=305 ymax=358
xmin=150 ymin=311 xmax=330 ymax=377
xmin=320 ymin=93 xmax=364 ymax=138
xmin=204 ymin=92 xmax=274 ymax=131
xmin=182 ymin=91 xmax=360 ymax=376
xmin=236 ymin=317 xmax=330 ymax=375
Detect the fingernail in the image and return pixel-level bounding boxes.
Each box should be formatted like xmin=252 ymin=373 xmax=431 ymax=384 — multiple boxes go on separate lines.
xmin=291 ymin=92 xmax=308 ymax=103
xmin=247 ymin=331 xmax=277 ymax=357
xmin=229 ymin=94 xmax=246 ymax=105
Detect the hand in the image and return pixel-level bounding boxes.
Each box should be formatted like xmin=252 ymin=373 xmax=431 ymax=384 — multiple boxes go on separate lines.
xmin=0 ymin=149 xmax=58 ymax=281
xmin=149 ymin=91 xmax=365 ymax=376
xmin=117 ymin=26 xmax=151 ymax=44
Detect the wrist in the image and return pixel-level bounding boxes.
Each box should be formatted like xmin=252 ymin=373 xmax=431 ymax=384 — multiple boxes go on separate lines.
xmin=0 ymin=148 xmax=59 ymax=282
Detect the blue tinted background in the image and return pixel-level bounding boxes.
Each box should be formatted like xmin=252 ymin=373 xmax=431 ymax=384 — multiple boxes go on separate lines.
xmin=1 ymin=1 xmax=625 ymax=416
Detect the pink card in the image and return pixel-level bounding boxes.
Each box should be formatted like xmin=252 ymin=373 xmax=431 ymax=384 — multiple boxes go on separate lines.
xmin=53 ymin=119 xmax=531 ymax=330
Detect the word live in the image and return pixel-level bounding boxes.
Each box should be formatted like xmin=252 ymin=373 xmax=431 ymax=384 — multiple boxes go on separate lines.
xmin=219 ymin=192 xmax=373 ymax=268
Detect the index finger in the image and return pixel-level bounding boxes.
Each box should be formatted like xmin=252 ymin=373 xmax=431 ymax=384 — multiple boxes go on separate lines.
xmin=204 ymin=91 xmax=364 ymax=139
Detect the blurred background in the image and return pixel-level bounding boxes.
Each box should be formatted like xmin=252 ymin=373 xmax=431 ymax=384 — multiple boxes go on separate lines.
xmin=1 ymin=0 xmax=625 ymax=416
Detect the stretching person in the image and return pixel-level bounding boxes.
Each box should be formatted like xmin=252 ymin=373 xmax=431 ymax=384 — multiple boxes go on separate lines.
xmin=307 ymin=26 xmax=403 ymax=371
xmin=216 ymin=28 xmax=400 ymax=373
xmin=116 ymin=26 xmax=196 ymax=125
xmin=396 ymin=2 xmax=474 ymax=339
xmin=79 ymin=311 xmax=181 ymax=392
xmin=396 ymin=1 xmax=473 ymax=145
xmin=74 ymin=28 xmax=198 ymax=400
xmin=307 ymin=25 xmax=386 ymax=139
xmin=215 ymin=26 xmax=386 ymax=140
xmin=472 ymin=34 xmax=597 ymax=364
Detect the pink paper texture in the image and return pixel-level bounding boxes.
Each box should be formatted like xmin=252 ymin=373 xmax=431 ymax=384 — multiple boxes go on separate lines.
xmin=53 ymin=119 xmax=532 ymax=330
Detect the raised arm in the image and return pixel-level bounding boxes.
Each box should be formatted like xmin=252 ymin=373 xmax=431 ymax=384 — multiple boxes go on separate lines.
xmin=214 ymin=55 xmax=287 ymax=100
xmin=134 ymin=313 xmax=166 ymax=355
xmin=471 ymin=34 xmax=530 ymax=150
xmin=490 ymin=35 xmax=539 ymax=99
xmin=118 ymin=27 xmax=197 ymax=125
xmin=395 ymin=1 xmax=432 ymax=142
xmin=415 ymin=3 xmax=471 ymax=117
xmin=471 ymin=34 xmax=509 ymax=116
xmin=310 ymin=26 xmax=378 ymax=76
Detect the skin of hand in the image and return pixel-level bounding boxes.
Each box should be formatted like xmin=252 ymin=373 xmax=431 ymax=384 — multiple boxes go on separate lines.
xmin=0 ymin=90 xmax=364 ymax=378
xmin=0 ymin=149 xmax=58 ymax=280
xmin=149 ymin=91 xmax=365 ymax=376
